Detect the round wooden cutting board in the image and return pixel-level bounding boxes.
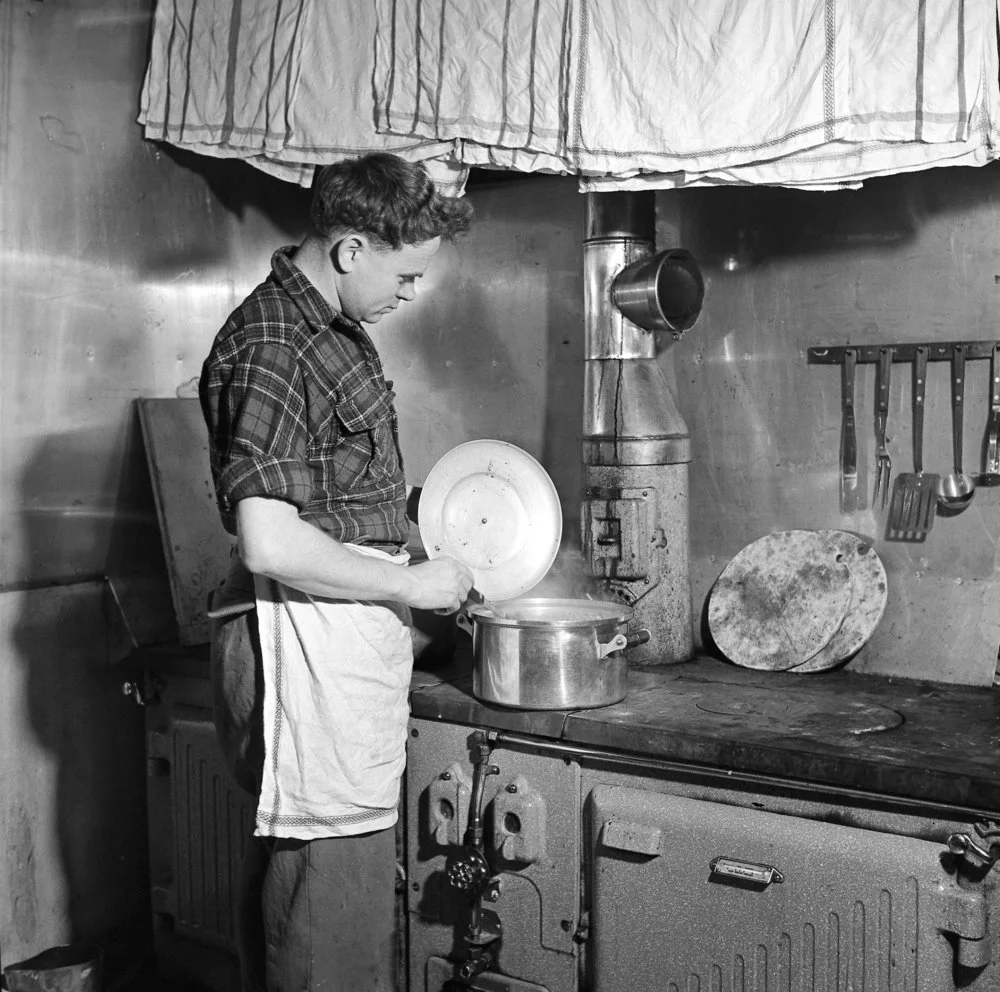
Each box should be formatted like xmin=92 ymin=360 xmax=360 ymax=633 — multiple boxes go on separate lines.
xmin=789 ymin=530 xmax=888 ymax=674
xmin=707 ymin=530 xmax=853 ymax=671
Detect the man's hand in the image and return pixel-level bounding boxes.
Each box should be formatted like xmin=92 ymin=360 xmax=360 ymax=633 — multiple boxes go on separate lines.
xmin=403 ymin=557 xmax=474 ymax=611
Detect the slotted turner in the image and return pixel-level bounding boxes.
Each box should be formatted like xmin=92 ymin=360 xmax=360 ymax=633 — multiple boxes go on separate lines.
xmin=885 ymin=346 xmax=938 ymax=542
xmin=981 ymin=342 xmax=1000 ymax=483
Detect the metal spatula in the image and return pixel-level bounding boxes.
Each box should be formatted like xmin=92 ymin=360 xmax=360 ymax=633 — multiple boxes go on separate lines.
xmin=885 ymin=346 xmax=938 ymax=542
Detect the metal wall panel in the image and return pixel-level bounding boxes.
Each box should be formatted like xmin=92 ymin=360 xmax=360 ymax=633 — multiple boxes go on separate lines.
xmin=662 ymin=176 xmax=1000 ymax=684
xmin=0 ymin=0 xmax=585 ymax=611
xmin=0 ymin=0 xmax=310 ymax=603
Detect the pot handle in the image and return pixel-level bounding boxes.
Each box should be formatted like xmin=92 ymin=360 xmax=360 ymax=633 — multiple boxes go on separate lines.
xmin=597 ymin=629 xmax=651 ymax=659
xmin=455 ymin=610 xmax=474 ymax=639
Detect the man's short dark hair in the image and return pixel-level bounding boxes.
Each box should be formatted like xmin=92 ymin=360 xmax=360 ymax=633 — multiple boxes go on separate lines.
xmin=310 ymin=153 xmax=474 ymax=248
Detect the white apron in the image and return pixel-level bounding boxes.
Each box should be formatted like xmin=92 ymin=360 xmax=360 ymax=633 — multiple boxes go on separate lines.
xmin=253 ymin=545 xmax=413 ymax=839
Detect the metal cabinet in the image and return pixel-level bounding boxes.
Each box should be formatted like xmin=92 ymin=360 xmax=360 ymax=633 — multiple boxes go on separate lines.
xmin=405 ymin=717 xmax=1000 ymax=992
xmin=588 ymin=785 xmax=988 ymax=991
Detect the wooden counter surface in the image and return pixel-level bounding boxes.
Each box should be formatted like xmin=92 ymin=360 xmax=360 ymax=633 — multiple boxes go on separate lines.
xmin=409 ymin=652 xmax=1000 ymax=816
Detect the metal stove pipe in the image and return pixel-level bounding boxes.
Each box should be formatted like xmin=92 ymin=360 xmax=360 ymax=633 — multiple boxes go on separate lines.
xmin=581 ymin=192 xmax=703 ymax=665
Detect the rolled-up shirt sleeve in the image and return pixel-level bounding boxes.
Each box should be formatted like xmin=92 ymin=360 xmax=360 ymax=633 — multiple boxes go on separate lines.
xmin=204 ymin=341 xmax=315 ymax=527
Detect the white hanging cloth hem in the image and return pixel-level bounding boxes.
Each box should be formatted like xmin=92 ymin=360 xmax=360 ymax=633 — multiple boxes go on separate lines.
xmin=137 ymin=0 xmax=469 ymax=193
xmin=374 ymin=0 xmax=1000 ymax=191
xmin=138 ymin=0 xmax=1000 ymax=192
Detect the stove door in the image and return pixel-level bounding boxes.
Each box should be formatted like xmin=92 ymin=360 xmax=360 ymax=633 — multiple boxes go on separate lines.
xmin=588 ymin=786 xmax=988 ymax=991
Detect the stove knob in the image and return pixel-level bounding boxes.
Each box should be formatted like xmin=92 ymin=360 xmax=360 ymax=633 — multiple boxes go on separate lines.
xmin=445 ymin=847 xmax=490 ymax=893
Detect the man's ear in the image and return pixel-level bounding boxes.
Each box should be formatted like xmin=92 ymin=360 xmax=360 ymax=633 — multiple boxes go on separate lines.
xmin=330 ymin=234 xmax=365 ymax=274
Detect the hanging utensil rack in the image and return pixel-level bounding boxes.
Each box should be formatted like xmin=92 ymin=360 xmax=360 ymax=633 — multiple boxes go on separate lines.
xmin=809 ymin=340 xmax=1000 ymax=537
xmin=808 ymin=341 xmax=999 ymax=365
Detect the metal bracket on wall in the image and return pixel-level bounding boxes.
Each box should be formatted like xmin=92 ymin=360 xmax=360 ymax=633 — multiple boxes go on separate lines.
xmin=808 ymin=340 xmax=1000 ymax=364
xmin=810 ymin=340 xmax=1000 ymax=521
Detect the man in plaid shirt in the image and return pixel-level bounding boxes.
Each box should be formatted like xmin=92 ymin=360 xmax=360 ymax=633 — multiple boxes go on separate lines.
xmin=200 ymin=153 xmax=475 ymax=992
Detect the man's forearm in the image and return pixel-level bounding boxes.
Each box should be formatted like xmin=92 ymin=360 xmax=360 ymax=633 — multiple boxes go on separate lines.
xmin=236 ymin=496 xmax=413 ymax=602
xmin=235 ymin=495 xmax=473 ymax=611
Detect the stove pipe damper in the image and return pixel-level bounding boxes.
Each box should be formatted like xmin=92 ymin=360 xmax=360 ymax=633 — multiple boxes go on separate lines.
xmin=581 ymin=191 xmax=704 ymax=665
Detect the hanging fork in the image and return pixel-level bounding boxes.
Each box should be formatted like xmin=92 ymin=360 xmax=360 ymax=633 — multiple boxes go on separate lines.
xmin=872 ymin=345 xmax=893 ymax=510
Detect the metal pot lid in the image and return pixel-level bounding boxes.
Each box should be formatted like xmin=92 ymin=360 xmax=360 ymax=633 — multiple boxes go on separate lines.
xmin=469 ymin=597 xmax=631 ymax=627
xmin=419 ymin=440 xmax=562 ymax=601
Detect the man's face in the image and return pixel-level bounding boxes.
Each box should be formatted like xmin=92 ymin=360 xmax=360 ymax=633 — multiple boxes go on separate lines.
xmin=340 ymin=236 xmax=442 ymax=325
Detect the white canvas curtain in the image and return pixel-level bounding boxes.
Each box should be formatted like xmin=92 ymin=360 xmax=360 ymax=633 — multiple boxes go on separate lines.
xmin=139 ymin=0 xmax=1000 ymax=193
xmin=138 ymin=0 xmax=467 ymax=191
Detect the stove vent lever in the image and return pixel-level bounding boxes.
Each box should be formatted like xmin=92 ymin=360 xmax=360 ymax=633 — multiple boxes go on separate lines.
xmin=947 ymin=823 xmax=1000 ymax=870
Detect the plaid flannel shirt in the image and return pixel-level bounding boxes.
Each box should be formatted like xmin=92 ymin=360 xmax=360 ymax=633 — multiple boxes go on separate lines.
xmin=199 ymin=247 xmax=408 ymax=544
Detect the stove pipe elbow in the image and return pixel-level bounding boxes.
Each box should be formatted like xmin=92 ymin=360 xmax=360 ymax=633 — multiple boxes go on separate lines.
xmin=583 ymin=192 xmax=704 ymax=467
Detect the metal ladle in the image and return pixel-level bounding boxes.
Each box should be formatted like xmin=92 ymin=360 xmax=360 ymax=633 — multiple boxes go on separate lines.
xmin=937 ymin=344 xmax=976 ymax=512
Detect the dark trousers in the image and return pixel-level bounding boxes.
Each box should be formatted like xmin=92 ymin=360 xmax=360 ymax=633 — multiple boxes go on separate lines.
xmin=211 ymin=609 xmax=400 ymax=991
xmin=238 ymin=828 xmax=398 ymax=992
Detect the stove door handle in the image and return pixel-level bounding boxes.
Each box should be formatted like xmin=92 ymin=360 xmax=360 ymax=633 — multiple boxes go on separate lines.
xmin=709 ymin=856 xmax=784 ymax=887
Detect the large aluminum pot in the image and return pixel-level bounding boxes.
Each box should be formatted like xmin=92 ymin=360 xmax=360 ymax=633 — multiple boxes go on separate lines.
xmin=456 ymin=598 xmax=651 ymax=710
